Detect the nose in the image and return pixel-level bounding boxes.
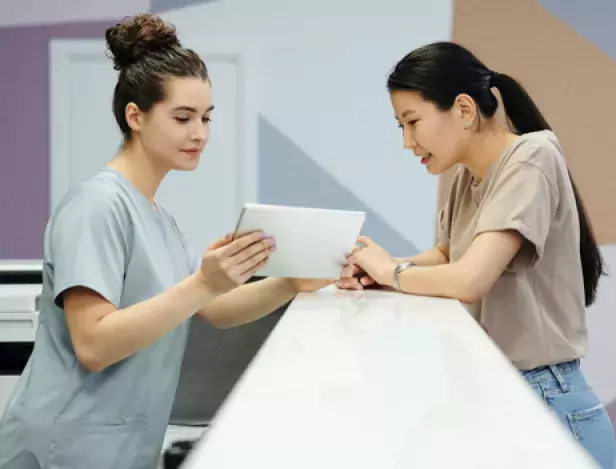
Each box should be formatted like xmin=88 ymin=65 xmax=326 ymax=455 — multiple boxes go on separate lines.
xmin=402 ymin=127 xmax=417 ymax=151
xmin=191 ymin=123 xmax=209 ymax=143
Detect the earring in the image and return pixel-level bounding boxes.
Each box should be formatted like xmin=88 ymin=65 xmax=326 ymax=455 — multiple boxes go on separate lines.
xmin=464 ymin=122 xmax=472 ymax=129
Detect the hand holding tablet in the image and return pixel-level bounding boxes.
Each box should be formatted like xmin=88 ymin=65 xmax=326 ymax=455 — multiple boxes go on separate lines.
xmin=233 ymin=204 xmax=366 ymax=279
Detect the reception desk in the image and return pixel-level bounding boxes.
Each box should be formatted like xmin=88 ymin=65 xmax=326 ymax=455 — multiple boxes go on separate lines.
xmin=183 ymin=288 xmax=598 ymax=468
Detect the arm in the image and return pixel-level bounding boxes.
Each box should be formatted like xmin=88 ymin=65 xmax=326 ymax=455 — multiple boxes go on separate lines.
xmin=396 ymin=242 xmax=450 ymax=266
xmin=197 ymin=277 xmax=297 ymax=328
xmin=393 ymin=231 xmax=523 ymax=303
xmin=63 ymin=229 xmax=271 ymax=373
xmin=65 ymin=273 xmax=213 ymax=373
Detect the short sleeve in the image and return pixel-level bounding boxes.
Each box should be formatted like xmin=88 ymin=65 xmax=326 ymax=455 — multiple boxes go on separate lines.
xmin=50 ymin=188 xmax=131 ymax=308
xmin=437 ymin=202 xmax=452 ymax=247
xmin=475 ymin=162 xmax=557 ymax=268
xmin=438 ymin=167 xmax=465 ymax=248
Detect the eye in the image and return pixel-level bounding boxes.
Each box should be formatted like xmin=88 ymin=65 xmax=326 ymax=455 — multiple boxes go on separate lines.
xmin=397 ymin=122 xmax=403 ymax=129
xmin=175 ymin=117 xmax=190 ymax=123
xmin=202 ymin=116 xmax=211 ymax=124
xmin=408 ymin=119 xmax=418 ymax=126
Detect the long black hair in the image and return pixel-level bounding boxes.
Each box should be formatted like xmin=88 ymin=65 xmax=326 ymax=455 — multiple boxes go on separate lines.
xmin=387 ymin=41 xmax=604 ymax=306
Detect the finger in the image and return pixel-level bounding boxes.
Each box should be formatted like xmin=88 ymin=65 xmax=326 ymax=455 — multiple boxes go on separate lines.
xmin=238 ymin=245 xmax=271 ymax=273
xmin=232 ymin=237 xmax=274 ymax=265
xmin=360 ymin=275 xmax=375 ymax=286
xmin=207 ymin=233 xmax=233 ymax=251
xmin=340 ymin=263 xmax=354 ymax=278
xmin=222 ymin=231 xmax=267 ymax=256
xmin=336 ymin=277 xmax=363 ymax=290
xmin=239 ymin=256 xmax=269 ymax=282
xmin=357 ymin=236 xmax=374 ymax=247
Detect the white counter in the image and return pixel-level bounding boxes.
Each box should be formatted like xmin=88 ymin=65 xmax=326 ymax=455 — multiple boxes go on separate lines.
xmin=183 ymin=288 xmax=598 ymax=469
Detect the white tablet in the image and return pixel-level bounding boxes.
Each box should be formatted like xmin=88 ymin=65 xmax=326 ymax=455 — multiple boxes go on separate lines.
xmin=233 ymin=204 xmax=366 ymax=279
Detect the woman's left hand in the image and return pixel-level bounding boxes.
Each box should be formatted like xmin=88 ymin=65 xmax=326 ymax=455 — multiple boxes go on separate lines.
xmin=348 ymin=236 xmax=397 ymax=287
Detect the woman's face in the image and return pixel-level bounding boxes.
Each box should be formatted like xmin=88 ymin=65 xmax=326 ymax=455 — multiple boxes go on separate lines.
xmin=129 ymin=76 xmax=214 ymax=172
xmin=390 ymin=90 xmax=475 ymax=175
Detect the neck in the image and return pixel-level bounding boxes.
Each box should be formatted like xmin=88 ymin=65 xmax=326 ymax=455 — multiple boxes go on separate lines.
xmin=460 ymin=122 xmax=519 ymax=182
xmin=108 ymin=140 xmax=167 ymax=203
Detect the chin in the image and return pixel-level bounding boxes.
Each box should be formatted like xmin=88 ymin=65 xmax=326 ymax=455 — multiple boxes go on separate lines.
xmin=426 ymin=159 xmax=453 ymax=176
xmin=173 ymin=159 xmax=201 ymax=172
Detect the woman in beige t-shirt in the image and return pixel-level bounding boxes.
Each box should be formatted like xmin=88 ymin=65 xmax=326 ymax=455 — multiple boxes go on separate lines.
xmin=337 ymin=42 xmax=615 ymax=468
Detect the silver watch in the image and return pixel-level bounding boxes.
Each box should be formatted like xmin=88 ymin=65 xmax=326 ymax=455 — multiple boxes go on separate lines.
xmin=393 ymin=262 xmax=415 ymax=291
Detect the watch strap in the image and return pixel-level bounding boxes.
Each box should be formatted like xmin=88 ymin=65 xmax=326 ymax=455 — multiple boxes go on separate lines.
xmin=393 ymin=262 xmax=415 ymax=291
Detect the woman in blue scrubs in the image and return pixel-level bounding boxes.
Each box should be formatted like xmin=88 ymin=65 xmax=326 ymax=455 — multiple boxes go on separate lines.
xmin=0 ymin=14 xmax=329 ymax=469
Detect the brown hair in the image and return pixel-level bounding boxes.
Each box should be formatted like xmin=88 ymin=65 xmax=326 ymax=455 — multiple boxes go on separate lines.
xmin=105 ymin=14 xmax=208 ymax=141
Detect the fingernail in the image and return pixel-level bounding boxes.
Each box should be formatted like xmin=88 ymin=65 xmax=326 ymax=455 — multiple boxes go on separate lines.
xmin=348 ymin=256 xmax=355 ymax=264
xmin=269 ymin=245 xmax=276 ymax=252
xmin=266 ymin=237 xmax=275 ymax=246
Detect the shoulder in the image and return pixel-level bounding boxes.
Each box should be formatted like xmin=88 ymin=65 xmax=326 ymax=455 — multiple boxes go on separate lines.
xmin=503 ymin=130 xmax=567 ymax=184
xmin=51 ymin=171 xmax=132 ymax=229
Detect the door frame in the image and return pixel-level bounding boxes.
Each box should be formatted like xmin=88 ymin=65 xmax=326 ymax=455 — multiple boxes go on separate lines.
xmin=49 ymin=37 xmax=259 ymax=213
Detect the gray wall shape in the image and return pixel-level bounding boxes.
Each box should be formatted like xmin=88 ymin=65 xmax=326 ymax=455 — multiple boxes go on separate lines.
xmin=150 ymin=0 xmax=220 ymax=14
xmin=258 ymin=116 xmax=419 ymax=258
xmin=539 ymin=0 xmax=616 ymax=61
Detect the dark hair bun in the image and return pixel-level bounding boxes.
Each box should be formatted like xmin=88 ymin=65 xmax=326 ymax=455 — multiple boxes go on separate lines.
xmin=105 ymin=14 xmax=180 ymax=70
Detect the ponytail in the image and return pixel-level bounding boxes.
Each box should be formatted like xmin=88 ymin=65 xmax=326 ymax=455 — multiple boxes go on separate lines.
xmin=493 ymin=72 xmax=605 ymax=306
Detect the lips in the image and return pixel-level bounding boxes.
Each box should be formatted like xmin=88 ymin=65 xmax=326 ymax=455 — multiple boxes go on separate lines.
xmin=181 ymin=149 xmax=202 ymax=156
xmin=420 ymin=152 xmax=432 ymax=165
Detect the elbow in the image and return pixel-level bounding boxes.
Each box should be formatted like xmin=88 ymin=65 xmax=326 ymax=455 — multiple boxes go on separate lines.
xmin=452 ymin=269 xmax=485 ymax=305
xmin=210 ymin=319 xmax=233 ymax=330
xmin=197 ymin=309 xmax=233 ymax=329
xmin=456 ymin=289 xmax=482 ymax=305
xmin=74 ymin=343 xmax=109 ymax=373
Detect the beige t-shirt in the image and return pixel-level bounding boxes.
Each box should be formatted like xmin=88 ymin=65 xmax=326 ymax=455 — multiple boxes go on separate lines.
xmin=438 ymin=130 xmax=587 ymax=371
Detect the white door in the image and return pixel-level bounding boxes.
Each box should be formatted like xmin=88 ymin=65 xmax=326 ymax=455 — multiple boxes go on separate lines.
xmin=49 ymin=38 xmax=257 ymax=253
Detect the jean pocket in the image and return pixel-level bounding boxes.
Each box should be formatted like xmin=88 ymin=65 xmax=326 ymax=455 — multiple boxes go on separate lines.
xmin=49 ymin=418 xmax=147 ymax=469
xmin=567 ymin=404 xmax=612 ymax=442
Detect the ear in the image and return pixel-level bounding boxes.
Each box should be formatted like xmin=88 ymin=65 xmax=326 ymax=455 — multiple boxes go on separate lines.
xmin=452 ymin=94 xmax=477 ymax=128
xmin=125 ymin=102 xmax=144 ymax=134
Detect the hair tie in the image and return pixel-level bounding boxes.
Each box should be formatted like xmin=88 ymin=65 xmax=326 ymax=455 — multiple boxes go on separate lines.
xmin=489 ymin=70 xmax=499 ymax=87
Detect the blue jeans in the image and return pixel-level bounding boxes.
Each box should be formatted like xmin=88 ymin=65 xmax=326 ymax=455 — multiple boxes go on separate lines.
xmin=522 ymin=360 xmax=616 ymax=468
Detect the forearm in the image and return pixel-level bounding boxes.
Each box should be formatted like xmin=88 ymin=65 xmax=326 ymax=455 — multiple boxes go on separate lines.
xmin=198 ymin=277 xmax=297 ymax=328
xmin=396 ymin=245 xmax=449 ymax=267
xmin=87 ymin=274 xmax=213 ymax=370
xmin=395 ymin=262 xmax=477 ymax=304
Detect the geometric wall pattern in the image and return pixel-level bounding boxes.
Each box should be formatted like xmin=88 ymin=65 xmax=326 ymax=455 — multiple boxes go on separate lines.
xmin=538 ymin=0 xmax=616 ymax=61
xmin=150 ymin=0 xmax=219 ymax=13
xmin=258 ymin=116 xmax=419 ymax=258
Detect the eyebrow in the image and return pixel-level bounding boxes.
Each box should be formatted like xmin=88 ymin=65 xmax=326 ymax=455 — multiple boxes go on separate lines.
xmin=400 ymin=109 xmax=416 ymax=119
xmin=173 ymin=105 xmax=215 ymax=113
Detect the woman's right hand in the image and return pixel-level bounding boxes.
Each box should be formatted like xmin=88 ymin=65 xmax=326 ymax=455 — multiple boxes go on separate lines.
xmin=336 ymin=247 xmax=378 ymax=290
xmin=199 ymin=231 xmax=275 ymax=295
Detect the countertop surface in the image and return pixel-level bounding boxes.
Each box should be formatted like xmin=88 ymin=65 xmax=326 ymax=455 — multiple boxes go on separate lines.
xmin=183 ymin=287 xmax=598 ymax=469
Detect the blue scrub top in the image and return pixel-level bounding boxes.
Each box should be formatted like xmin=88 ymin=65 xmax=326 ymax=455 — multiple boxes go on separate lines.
xmin=0 ymin=168 xmax=201 ymax=469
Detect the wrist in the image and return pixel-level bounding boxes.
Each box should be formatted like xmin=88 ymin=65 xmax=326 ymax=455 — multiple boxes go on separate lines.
xmin=379 ymin=261 xmax=398 ymax=288
xmin=191 ymin=271 xmax=216 ymax=297
xmin=282 ymin=278 xmax=300 ymax=295
xmin=391 ymin=261 xmax=416 ymax=291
